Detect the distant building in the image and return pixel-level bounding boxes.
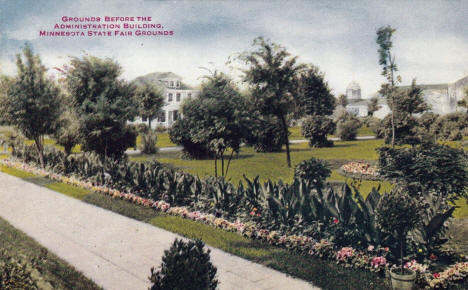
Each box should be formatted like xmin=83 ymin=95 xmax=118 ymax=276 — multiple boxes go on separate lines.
xmin=346 ymin=81 xmax=361 ymax=100
xmin=131 ymin=72 xmax=200 ymax=128
xmin=343 ymin=81 xmax=368 ymax=117
xmin=373 ymin=75 xmax=468 ymax=118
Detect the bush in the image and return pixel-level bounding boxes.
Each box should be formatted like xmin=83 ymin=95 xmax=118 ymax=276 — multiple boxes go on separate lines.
xmin=301 ymin=115 xmax=335 ymax=147
xmin=378 ymin=144 xmax=468 ymax=202
xmin=365 ymin=117 xmax=385 ymax=138
xmin=381 ymin=112 xmax=420 ymax=145
xmin=294 ymin=158 xmax=331 ymax=189
xmin=149 ymin=239 xmax=218 ymax=290
xmin=248 ymin=115 xmax=287 ymax=152
xmin=0 ymin=251 xmax=38 ymax=290
xmin=430 ymin=112 xmax=468 ymax=141
xmin=139 ymin=130 xmax=158 ymax=154
xmin=335 ymin=111 xmax=361 ymax=141
xmin=169 ymin=118 xmax=213 ymax=159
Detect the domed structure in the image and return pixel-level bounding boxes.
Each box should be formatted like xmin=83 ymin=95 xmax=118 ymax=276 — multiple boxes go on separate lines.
xmin=346 ymin=81 xmax=361 ymax=100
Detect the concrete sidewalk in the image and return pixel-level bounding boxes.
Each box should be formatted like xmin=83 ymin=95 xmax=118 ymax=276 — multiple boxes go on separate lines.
xmin=0 ymin=172 xmax=318 ymax=290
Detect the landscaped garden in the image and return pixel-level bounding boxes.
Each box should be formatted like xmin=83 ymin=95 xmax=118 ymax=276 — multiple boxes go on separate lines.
xmin=1 ymin=32 xmax=468 ymax=290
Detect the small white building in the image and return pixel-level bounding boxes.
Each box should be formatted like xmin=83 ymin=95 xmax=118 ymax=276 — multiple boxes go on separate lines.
xmin=131 ymin=72 xmax=200 ymax=128
xmin=343 ymin=81 xmax=369 ymax=117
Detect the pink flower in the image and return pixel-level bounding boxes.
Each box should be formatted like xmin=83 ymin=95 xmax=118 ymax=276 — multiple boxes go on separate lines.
xmin=368 ymin=245 xmax=375 ymax=251
xmin=333 ymin=218 xmax=339 ymax=224
xmin=337 ymin=247 xmax=354 ymax=261
xmin=430 ymin=253 xmax=437 ymax=261
xmin=371 ymin=256 xmax=387 ymax=268
xmin=250 ymin=211 xmax=255 ymax=216
xmin=384 ymin=247 xmax=389 ymax=252
xmin=433 ymin=272 xmax=440 ymax=278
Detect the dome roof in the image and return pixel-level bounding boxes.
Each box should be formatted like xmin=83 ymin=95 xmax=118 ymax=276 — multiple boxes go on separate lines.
xmin=346 ymin=81 xmax=361 ymax=91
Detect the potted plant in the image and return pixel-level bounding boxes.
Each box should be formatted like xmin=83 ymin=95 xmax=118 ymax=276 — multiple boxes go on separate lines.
xmin=375 ymin=186 xmax=422 ymax=290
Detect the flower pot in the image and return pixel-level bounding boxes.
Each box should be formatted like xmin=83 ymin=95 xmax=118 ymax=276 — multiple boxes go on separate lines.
xmin=389 ymin=268 xmax=416 ymax=290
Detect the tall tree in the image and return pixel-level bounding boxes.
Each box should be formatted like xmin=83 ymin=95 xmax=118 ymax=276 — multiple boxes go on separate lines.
xmin=66 ymin=56 xmax=138 ymax=158
xmin=367 ymin=96 xmax=381 ymax=116
xmin=377 ymin=26 xmax=400 ymax=148
xmin=298 ymin=65 xmax=336 ymax=116
xmin=240 ymin=37 xmax=305 ymax=167
xmin=134 ymin=82 xmax=164 ymax=128
xmin=3 ymin=45 xmax=62 ymax=168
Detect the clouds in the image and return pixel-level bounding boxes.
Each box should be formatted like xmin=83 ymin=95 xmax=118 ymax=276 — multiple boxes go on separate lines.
xmin=1 ymin=0 xmax=467 ymax=96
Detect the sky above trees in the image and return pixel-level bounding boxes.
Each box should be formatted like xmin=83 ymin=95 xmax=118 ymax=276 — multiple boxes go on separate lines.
xmin=1 ymin=0 xmax=467 ymax=98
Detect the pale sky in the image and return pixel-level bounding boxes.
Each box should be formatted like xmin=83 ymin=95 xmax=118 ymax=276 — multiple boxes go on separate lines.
xmin=1 ymin=0 xmax=467 ymax=98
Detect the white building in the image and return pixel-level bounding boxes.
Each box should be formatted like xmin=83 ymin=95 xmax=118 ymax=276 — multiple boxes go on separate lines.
xmin=343 ymin=81 xmax=369 ymax=117
xmin=373 ymin=75 xmax=468 ymax=118
xmin=131 ymin=72 xmax=200 ymax=128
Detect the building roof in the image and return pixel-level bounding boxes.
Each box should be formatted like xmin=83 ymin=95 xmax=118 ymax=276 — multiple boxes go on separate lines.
xmin=133 ymin=72 xmax=193 ymax=89
xmin=346 ymin=81 xmax=361 ymax=91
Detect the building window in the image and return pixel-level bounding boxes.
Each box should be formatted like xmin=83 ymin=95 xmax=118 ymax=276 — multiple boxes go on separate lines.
xmin=176 ymin=81 xmax=180 ymax=87
xmin=173 ymin=110 xmax=178 ymax=121
xmin=142 ymin=115 xmax=147 ymax=122
xmin=158 ymin=110 xmax=166 ymax=122
xmin=168 ymin=93 xmax=173 ymax=102
xmin=176 ymin=93 xmax=181 ymax=102
xmin=170 ymin=81 xmax=174 ymax=87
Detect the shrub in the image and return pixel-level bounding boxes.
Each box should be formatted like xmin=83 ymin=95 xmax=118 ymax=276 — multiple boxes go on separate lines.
xmin=0 ymin=251 xmax=38 ymax=290
xmin=375 ymin=187 xmax=422 ymax=273
xmin=155 ymin=125 xmax=167 ymax=133
xmin=149 ymin=239 xmax=218 ymax=290
xmin=301 ymin=115 xmax=335 ymax=147
xmin=378 ymin=144 xmax=468 ymax=202
xmin=294 ymin=158 xmax=331 ymax=189
xmin=169 ymin=118 xmax=213 ymax=159
xmin=366 ymin=117 xmax=385 ymax=139
xmin=430 ymin=112 xmax=468 ymax=141
xmin=248 ymin=115 xmax=287 ymax=152
xmin=335 ymin=111 xmax=361 ymax=141
xmin=381 ymin=112 xmax=420 ymax=145
xmin=139 ymin=130 xmax=158 ymax=154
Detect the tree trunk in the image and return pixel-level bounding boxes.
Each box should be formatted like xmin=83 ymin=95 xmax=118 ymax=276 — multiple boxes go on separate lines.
xmin=148 ymin=118 xmax=152 ymax=129
xmin=34 ymin=136 xmax=45 ymax=169
xmin=279 ymin=114 xmax=291 ymax=168
xmin=214 ymin=155 xmax=218 ymax=177
xmin=221 ymin=153 xmax=225 ymax=177
xmin=400 ymin=235 xmax=404 ymax=274
xmin=225 ymin=149 xmax=235 ymax=178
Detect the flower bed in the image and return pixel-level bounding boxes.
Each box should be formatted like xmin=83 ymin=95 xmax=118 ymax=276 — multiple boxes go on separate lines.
xmin=339 ymin=161 xmax=384 ymax=181
xmin=2 ymin=158 xmax=467 ymax=289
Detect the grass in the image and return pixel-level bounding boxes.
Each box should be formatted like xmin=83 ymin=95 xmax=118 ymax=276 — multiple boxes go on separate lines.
xmin=157 ymin=132 xmax=176 ymax=147
xmin=45 ymin=182 xmax=93 ymax=200
xmin=0 ymin=164 xmax=37 ymax=178
xmin=0 ymin=216 xmax=101 ymax=290
xmin=153 ymin=139 xmax=385 ymax=184
xmin=289 ymin=125 xmax=375 ymax=141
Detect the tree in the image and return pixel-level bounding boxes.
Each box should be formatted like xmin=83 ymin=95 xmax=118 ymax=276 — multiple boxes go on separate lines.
xmin=240 ymin=37 xmax=305 ymax=167
xmin=171 ymin=71 xmax=251 ymax=177
xmin=367 ymin=97 xmax=381 ymax=116
xmin=3 ymin=45 xmax=62 ymax=168
xmin=395 ymin=79 xmax=429 ymax=115
xmin=376 ymin=26 xmax=399 ymax=148
xmin=66 ymin=56 xmax=137 ymax=158
xmin=337 ymin=94 xmax=348 ymax=108
xmin=134 ymin=82 xmax=164 ymax=128
xmin=298 ymin=65 xmax=336 ymax=116
xmin=301 ymin=115 xmax=335 ymax=147
xmin=335 ymin=110 xmax=361 ymax=141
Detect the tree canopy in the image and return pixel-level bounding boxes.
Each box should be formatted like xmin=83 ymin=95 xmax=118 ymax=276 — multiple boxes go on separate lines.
xmin=298 ymin=65 xmax=336 ymax=116
xmin=66 ymin=56 xmax=137 ymax=158
xmin=3 ymin=45 xmax=62 ymax=168
xmin=134 ymin=82 xmax=164 ymax=128
xmin=240 ymin=37 xmax=305 ymax=167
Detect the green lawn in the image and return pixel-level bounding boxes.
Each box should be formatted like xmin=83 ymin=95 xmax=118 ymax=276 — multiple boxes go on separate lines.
xmin=45 ymin=182 xmax=93 ymax=200
xmin=0 ymin=216 xmax=101 ymax=290
xmin=153 ymin=139 xmax=384 ymax=184
xmin=289 ymin=125 xmax=374 ymax=141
